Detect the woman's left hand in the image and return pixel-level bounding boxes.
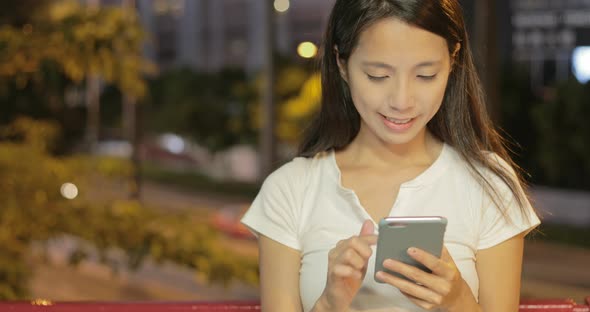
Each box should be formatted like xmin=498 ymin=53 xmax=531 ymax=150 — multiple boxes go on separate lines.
xmin=375 ymin=246 xmax=478 ymax=311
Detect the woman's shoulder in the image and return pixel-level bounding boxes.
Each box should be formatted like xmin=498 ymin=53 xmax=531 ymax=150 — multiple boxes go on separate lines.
xmin=443 ymin=144 xmax=515 ymax=175
xmin=440 ymin=145 xmax=519 ymax=192
xmin=264 ymin=150 xmax=332 ymax=186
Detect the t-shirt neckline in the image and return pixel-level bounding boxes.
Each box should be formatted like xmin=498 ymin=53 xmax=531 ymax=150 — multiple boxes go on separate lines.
xmin=328 ymin=143 xmax=450 ymax=190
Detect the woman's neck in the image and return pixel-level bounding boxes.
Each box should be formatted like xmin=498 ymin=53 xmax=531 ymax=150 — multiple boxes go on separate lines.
xmin=339 ymin=129 xmax=443 ymax=170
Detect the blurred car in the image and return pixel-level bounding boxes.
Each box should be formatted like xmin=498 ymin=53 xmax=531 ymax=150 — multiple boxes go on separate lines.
xmin=93 ymin=140 xmax=132 ymax=158
xmin=209 ymin=204 xmax=255 ymax=240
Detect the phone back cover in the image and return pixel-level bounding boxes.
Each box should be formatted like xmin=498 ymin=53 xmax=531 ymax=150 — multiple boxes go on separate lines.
xmin=374 ymin=219 xmax=446 ymax=283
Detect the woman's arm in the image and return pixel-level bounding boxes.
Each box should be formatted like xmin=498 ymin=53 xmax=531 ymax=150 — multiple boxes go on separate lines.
xmin=259 ymin=221 xmax=378 ymax=312
xmin=476 ymin=233 xmax=526 ymax=312
xmin=259 ymin=234 xmax=303 ymax=312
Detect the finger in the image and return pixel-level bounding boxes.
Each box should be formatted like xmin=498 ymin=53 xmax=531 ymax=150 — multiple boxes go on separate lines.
xmin=340 ymin=248 xmax=367 ymax=270
xmin=440 ymin=246 xmax=454 ymax=263
xmin=349 ymin=236 xmax=377 ymax=259
xmin=375 ymin=270 xmax=442 ymax=305
xmin=400 ymin=290 xmax=438 ymax=311
xmin=336 ymin=235 xmax=377 ymax=257
xmin=407 ymin=247 xmax=453 ymax=278
xmin=358 ymin=219 xmax=374 ymax=236
xmin=360 ymin=234 xmax=378 ymax=246
xmin=332 ymin=264 xmax=362 ymax=280
xmin=382 ymin=259 xmax=448 ymax=294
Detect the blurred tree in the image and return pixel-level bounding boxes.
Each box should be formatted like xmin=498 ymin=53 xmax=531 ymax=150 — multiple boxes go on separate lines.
xmin=531 ymin=80 xmax=590 ymax=190
xmin=249 ymin=60 xmax=319 ymax=147
xmin=499 ymin=65 xmax=590 ymax=191
xmin=0 ymin=1 xmax=50 ymax=27
xmin=1 ymin=0 xmax=155 ymax=197
xmin=146 ymin=68 xmax=258 ymax=152
xmin=277 ymin=72 xmax=321 ymax=144
xmin=498 ymin=65 xmax=541 ymax=181
xmin=145 ymin=61 xmax=319 ymax=154
xmin=0 ymin=0 xmax=155 ymax=142
xmin=0 ymin=118 xmax=258 ymax=299
xmin=46 ymin=1 xmax=155 ymax=97
xmin=0 ymin=1 xmax=73 ymax=148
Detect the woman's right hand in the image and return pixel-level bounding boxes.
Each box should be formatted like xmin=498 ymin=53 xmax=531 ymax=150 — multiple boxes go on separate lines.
xmin=314 ymin=220 xmax=378 ymax=312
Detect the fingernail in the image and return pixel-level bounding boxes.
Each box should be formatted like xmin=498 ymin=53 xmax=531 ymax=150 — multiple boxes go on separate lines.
xmin=376 ymin=271 xmax=384 ymax=280
xmin=408 ymin=247 xmax=417 ymax=254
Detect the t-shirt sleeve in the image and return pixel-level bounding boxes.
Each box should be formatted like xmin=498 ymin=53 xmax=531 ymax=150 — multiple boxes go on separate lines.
xmin=240 ymin=160 xmax=304 ymax=251
xmin=477 ymin=155 xmax=541 ymax=250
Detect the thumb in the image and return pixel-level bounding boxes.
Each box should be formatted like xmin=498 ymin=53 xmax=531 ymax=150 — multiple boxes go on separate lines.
xmin=359 ymin=219 xmax=374 ymax=236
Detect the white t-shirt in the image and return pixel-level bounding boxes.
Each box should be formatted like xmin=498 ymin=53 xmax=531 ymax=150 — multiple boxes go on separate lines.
xmin=241 ymin=143 xmax=540 ymax=312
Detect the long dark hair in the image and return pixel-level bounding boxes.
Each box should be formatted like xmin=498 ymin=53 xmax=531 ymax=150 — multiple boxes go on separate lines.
xmin=298 ymin=0 xmax=535 ymax=221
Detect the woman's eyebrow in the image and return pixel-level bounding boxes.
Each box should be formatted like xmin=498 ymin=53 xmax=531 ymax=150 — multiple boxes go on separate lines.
xmin=361 ymin=61 xmax=394 ymax=69
xmin=361 ymin=60 xmax=442 ymax=69
xmin=415 ymin=60 xmax=442 ymax=68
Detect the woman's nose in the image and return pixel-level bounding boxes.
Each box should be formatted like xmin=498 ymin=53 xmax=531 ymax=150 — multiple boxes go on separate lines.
xmin=387 ymin=77 xmax=414 ymax=112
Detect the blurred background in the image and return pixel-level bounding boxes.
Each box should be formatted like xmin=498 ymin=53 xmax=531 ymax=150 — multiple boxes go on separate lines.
xmin=0 ymin=0 xmax=589 ymax=305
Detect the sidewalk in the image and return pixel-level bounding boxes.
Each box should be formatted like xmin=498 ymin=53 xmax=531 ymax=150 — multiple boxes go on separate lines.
xmin=522 ymin=240 xmax=590 ymax=303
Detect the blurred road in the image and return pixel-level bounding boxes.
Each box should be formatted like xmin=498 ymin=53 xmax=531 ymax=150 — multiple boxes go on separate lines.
xmin=30 ymin=180 xmax=590 ymax=304
xmin=532 ymin=185 xmax=590 ymax=226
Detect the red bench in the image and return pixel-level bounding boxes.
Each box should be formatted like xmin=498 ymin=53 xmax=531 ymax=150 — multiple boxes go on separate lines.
xmin=0 ymin=298 xmax=589 ymax=311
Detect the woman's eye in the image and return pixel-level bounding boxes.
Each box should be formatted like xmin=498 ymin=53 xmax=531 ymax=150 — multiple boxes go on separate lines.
xmin=417 ymin=74 xmax=437 ymax=80
xmin=367 ymin=74 xmax=388 ymax=81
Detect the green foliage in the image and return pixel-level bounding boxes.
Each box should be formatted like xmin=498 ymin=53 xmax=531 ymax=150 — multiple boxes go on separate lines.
xmin=499 ymin=66 xmax=590 ymax=190
xmin=498 ymin=65 xmax=543 ymax=187
xmin=0 ymin=0 xmax=155 ymax=98
xmin=145 ymin=61 xmax=319 ymax=152
xmin=141 ymin=162 xmax=260 ymax=200
xmin=276 ymin=72 xmax=321 ymax=143
xmin=0 ymin=118 xmax=258 ymax=299
xmin=0 ymin=0 xmax=155 ymax=152
xmin=146 ymin=68 xmax=258 ymax=152
xmin=529 ymin=223 xmax=590 ymax=249
xmin=0 ymin=1 xmax=50 ymax=27
xmin=530 ymin=80 xmax=590 ymax=189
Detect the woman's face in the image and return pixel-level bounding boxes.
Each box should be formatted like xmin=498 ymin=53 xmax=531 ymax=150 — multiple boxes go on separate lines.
xmin=337 ymin=17 xmax=454 ymax=148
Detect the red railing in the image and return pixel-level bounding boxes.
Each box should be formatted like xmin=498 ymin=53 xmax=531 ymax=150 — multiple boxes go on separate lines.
xmin=1 ymin=298 xmax=590 ymax=312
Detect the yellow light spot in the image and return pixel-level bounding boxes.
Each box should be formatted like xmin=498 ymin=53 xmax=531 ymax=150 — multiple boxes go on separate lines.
xmin=274 ymin=0 xmax=290 ymax=13
xmin=297 ymin=42 xmax=318 ymax=59
xmin=31 ymin=299 xmax=53 ymax=306
xmin=60 ymin=183 xmax=79 ymax=200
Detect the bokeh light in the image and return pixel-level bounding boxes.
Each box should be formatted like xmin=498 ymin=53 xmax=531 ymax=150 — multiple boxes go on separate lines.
xmin=274 ymin=0 xmax=290 ymax=13
xmin=297 ymin=41 xmax=318 ymax=59
xmin=573 ymin=46 xmax=590 ymax=84
xmin=159 ymin=133 xmax=185 ymax=154
xmin=60 ymin=183 xmax=78 ymax=200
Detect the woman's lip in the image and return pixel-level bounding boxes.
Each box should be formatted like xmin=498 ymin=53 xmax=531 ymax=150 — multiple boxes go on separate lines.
xmin=386 ymin=117 xmax=411 ymax=123
xmin=380 ymin=114 xmax=415 ymax=122
xmin=380 ymin=114 xmax=416 ymax=132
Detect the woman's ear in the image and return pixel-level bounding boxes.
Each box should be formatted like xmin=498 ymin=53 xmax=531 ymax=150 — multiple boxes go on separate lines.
xmin=450 ymin=43 xmax=461 ymax=71
xmin=334 ymin=45 xmax=349 ymax=83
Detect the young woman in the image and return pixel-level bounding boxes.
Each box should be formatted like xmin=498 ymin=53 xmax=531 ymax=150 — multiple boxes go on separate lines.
xmin=242 ymin=0 xmax=540 ymax=311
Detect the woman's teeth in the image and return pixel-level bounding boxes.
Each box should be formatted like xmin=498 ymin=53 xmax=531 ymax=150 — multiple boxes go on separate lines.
xmin=386 ymin=117 xmax=412 ymax=124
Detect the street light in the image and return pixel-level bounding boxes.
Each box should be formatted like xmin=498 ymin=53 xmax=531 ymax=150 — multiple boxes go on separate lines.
xmin=297 ymin=41 xmax=318 ymax=58
xmin=274 ymin=0 xmax=289 ymax=13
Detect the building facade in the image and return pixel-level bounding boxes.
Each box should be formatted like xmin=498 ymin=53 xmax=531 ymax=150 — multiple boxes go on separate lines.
xmin=134 ymin=0 xmax=335 ymax=73
xmin=95 ymin=0 xmax=590 ymax=86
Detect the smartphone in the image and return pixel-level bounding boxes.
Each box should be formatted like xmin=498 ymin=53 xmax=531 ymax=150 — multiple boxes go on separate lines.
xmin=374 ymin=216 xmax=447 ymax=283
